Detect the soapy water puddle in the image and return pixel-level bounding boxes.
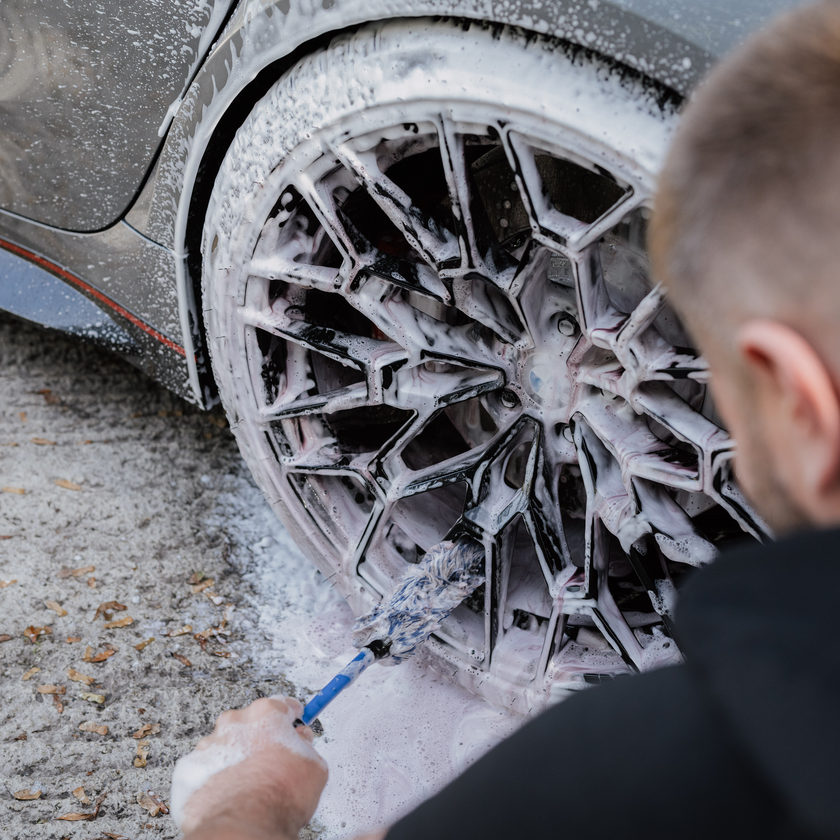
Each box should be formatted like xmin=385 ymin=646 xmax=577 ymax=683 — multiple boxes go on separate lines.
xmin=213 ymin=473 xmax=523 ymax=837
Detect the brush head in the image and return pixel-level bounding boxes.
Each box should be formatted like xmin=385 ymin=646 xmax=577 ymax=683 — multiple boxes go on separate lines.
xmin=351 ymin=539 xmax=486 ymax=665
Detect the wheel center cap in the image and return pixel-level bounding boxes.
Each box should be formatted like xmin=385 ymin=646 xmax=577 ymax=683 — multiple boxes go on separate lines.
xmin=520 ymin=347 xmax=572 ymax=410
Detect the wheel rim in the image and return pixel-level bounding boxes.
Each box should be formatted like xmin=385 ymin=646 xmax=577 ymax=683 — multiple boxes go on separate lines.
xmin=217 ymin=91 xmax=766 ymax=711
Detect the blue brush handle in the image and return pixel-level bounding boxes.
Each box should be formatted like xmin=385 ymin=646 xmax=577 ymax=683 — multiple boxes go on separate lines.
xmin=298 ymin=647 xmax=376 ymax=726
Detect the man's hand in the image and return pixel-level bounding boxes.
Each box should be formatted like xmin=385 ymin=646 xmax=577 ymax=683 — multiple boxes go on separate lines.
xmin=171 ymin=696 xmax=328 ymax=840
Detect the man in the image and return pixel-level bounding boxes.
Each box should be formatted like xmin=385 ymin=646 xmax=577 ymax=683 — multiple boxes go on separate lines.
xmin=173 ymin=3 xmax=840 ymax=837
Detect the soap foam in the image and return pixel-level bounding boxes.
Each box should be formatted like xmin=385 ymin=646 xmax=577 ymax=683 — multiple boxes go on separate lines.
xmin=208 ymin=474 xmax=524 ymax=838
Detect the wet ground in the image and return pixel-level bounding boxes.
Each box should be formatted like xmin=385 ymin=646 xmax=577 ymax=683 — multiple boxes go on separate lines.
xmin=0 ymin=313 xmax=521 ymax=840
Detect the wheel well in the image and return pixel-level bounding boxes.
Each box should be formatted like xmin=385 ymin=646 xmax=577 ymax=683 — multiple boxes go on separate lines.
xmin=184 ymin=24 xmax=366 ymax=405
xmin=184 ymin=16 xmax=682 ymax=405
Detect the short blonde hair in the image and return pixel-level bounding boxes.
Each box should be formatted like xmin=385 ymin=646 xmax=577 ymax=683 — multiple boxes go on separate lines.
xmin=651 ymin=1 xmax=840 ymax=350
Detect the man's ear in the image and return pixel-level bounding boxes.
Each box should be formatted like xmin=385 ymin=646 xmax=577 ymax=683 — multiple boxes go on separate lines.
xmin=737 ymin=319 xmax=840 ymax=494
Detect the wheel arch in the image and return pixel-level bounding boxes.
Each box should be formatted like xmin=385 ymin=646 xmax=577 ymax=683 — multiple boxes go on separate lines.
xmin=144 ymin=0 xmax=795 ymax=406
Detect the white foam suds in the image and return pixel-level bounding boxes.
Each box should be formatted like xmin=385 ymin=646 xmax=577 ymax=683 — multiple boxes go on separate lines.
xmin=207 ymin=473 xmax=523 ymax=838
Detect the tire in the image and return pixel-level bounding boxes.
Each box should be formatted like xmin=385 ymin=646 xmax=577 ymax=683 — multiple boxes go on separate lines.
xmin=203 ymin=19 xmax=765 ymax=715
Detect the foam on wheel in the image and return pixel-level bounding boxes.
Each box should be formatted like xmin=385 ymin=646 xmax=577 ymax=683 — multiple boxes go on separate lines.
xmin=203 ymin=19 xmax=766 ymax=715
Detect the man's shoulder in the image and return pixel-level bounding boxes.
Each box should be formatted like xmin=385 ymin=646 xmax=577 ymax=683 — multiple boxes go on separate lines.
xmin=676 ymin=526 xmax=840 ymax=838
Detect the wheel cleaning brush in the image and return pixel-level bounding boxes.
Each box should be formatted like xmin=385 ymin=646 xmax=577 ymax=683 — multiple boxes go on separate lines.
xmin=295 ymin=539 xmax=485 ymax=727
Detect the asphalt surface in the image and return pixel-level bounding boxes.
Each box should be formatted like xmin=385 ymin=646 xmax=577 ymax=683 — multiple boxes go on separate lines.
xmin=0 ymin=313 xmax=312 ymax=839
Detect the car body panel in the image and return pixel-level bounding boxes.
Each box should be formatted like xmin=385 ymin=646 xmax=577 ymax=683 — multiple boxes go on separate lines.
xmin=0 ymin=209 xmax=193 ymax=397
xmin=0 ymin=0 xmax=808 ymax=406
xmin=0 ymin=0 xmax=234 ymax=231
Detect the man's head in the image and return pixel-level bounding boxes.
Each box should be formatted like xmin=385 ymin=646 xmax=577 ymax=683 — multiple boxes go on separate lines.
xmin=651 ymin=1 xmax=840 ymax=534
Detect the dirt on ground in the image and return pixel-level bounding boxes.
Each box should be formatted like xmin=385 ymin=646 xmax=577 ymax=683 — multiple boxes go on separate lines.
xmin=0 ymin=314 xmax=306 ymax=839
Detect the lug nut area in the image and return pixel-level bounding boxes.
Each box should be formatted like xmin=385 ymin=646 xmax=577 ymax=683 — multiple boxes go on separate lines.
xmin=556 ymin=313 xmax=578 ymax=337
xmin=499 ymin=389 xmax=520 ymax=409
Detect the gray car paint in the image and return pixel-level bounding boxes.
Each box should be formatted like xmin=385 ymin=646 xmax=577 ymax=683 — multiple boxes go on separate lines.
xmin=0 ymin=0 xmax=808 ymax=407
xmin=0 ymin=0 xmax=234 ymax=231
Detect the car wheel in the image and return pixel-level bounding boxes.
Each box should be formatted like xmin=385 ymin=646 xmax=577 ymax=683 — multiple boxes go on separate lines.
xmin=203 ymin=19 xmax=765 ymax=714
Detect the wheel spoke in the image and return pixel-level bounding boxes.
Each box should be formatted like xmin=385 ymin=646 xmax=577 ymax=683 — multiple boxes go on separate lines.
xmin=294 ymin=174 xmax=367 ymax=276
xmin=708 ymin=451 xmax=771 ymax=541
xmin=384 ymin=361 xmax=503 ymax=414
xmin=244 ymin=308 xmax=406 ymax=372
xmin=329 ymin=141 xmax=459 ymax=269
xmin=249 ymin=256 xmax=341 ymax=292
xmin=575 ymin=390 xmax=702 ymax=492
xmin=573 ymin=245 xmax=625 ymax=340
xmin=461 ymin=421 xmax=539 ymax=536
xmin=436 ymin=116 xmax=490 ymax=276
xmin=260 ymin=382 xmax=369 ymax=421
xmin=366 ymin=252 xmax=451 ymax=302
xmin=450 ymin=274 xmax=527 ymax=346
xmin=340 ymin=273 xmax=501 ymax=368
xmin=633 ymin=382 xmax=730 ymax=494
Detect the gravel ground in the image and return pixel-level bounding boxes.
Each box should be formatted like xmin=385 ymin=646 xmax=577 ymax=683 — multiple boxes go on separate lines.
xmin=0 ymin=313 xmax=522 ymax=840
xmin=0 ymin=313 xmax=309 ymax=840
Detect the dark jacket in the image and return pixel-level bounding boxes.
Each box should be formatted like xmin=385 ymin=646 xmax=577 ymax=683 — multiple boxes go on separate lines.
xmin=387 ymin=528 xmax=840 ymax=839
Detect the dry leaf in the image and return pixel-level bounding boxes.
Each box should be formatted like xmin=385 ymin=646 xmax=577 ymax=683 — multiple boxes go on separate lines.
xmin=204 ymin=590 xmax=225 ymax=606
xmin=37 ymin=684 xmax=66 ymax=694
xmin=0 ymin=534 xmax=13 ymax=538
xmin=66 ymin=636 xmax=81 ymax=643
xmin=99 ymin=833 xmax=129 ymax=840
xmin=31 ymin=437 xmax=57 ymax=445
xmin=0 ymin=579 xmax=17 ymax=587
xmin=36 ymin=389 xmax=61 ymax=405
xmin=53 ymin=693 xmax=64 ymax=714
xmin=134 ymin=739 xmax=150 ymax=768
xmin=79 ymin=439 xmax=93 ymax=445
xmin=72 ymin=786 xmax=91 ymax=805
xmin=137 ymin=790 xmax=169 ymax=816
xmin=13 ymin=732 xmax=27 ymax=741
xmin=55 ymin=812 xmax=94 ymax=821
xmin=133 ymin=723 xmax=161 ymax=739
xmin=58 ymin=565 xmax=95 ymax=578
xmin=45 ymin=600 xmax=68 ymax=617
xmin=21 ymin=666 xmax=41 ymax=681
xmin=1 ymin=486 xmax=25 ymax=494
xmin=24 ymin=624 xmax=52 ymax=643
xmin=90 ymin=649 xmax=115 ymax=662
xmin=55 ymin=479 xmax=82 ymax=491
xmin=18 ymin=411 xmax=25 ymax=421
xmin=190 ymin=578 xmax=215 ymax=594
xmin=0 ymin=634 xmax=11 ymax=643
xmin=79 ymin=721 xmax=108 ymax=736
xmin=212 ymin=651 xmax=232 ymax=658
xmin=80 ymin=692 xmax=106 ymax=704
xmin=103 ymin=616 xmax=133 ymax=629
xmin=88 ymin=577 xmax=96 ymax=588
xmin=172 ymin=652 xmax=191 ymax=667
xmin=94 ymin=600 xmax=127 ymax=621
xmin=84 ymin=644 xmax=116 ymax=663
xmin=134 ymin=637 xmax=155 ymax=651
xmin=67 ymin=668 xmax=95 ymax=685
xmin=13 ymin=789 xmax=42 ymax=800
xmin=166 ymin=624 xmax=192 ymax=637
xmin=188 ymin=571 xmax=205 ymax=585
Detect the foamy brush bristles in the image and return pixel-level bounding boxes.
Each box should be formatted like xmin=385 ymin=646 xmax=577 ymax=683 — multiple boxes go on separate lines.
xmin=170 ymin=696 xmax=326 ymax=829
xmin=352 ymin=540 xmax=486 ymax=665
